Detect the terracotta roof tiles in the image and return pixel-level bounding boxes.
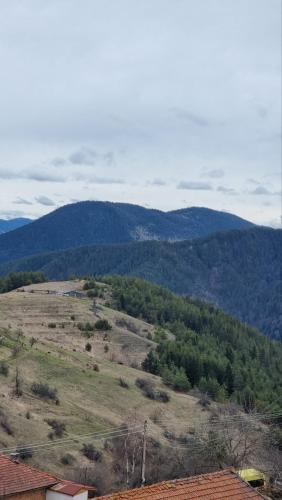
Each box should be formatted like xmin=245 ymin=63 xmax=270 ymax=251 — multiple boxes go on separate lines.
xmin=0 ymin=455 xmax=57 ymax=496
xmin=98 ymin=469 xmax=263 ymax=499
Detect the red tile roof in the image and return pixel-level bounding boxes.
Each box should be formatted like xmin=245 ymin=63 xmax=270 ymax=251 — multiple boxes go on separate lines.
xmin=98 ymin=469 xmax=264 ymax=499
xmin=0 ymin=455 xmax=57 ymax=496
xmin=49 ymin=480 xmax=88 ymax=496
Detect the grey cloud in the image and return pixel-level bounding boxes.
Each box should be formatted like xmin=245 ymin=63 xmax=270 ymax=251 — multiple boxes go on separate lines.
xmin=147 ymin=178 xmax=166 ymax=186
xmin=14 ymin=197 xmax=33 ymax=205
xmin=250 ymin=186 xmax=281 ymax=196
xmin=69 ymin=148 xmax=98 ymax=166
xmin=217 ymin=186 xmax=237 ymax=195
xmin=0 ymin=169 xmax=65 ymax=183
xmin=52 ymin=148 xmax=115 ymax=168
xmin=51 ymin=157 xmax=67 ymax=167
xmin=35 ymin=195 xmax=56 ymax=206
xmin=170 ymin=107 xmax=210 ymax=127
xmin=81 ymin=175 xmax=125 ymax=185
xmin=177 ymin=181 xmax=212 ymax=191
xmin=203 ymin=169 xmax=225 ymax=179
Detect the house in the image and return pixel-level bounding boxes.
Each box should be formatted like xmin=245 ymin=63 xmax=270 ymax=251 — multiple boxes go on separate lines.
xmin=0 ymin=455 xmax=95 ymax=499
xmin=98 ymin=469 xmax=265 ymax=499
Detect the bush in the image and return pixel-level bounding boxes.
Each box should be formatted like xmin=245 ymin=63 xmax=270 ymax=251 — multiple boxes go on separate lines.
xmin=0 ymin=361 xmax=9 ymax=377
xmin=95 ymin=319 xmax=112 ymax=331
xmin=135 ymin=378 xmax=169 ymax=403
xmin=61 ymin=453 xmax=75 ymax=465
xmin=104 ymin=344 xmax=109 ymax=353
xmin=16 ymin=446 xmax=33 ymax=460
xmin=85 ymin=342 xmax=92 ymax=352
xmin=87 ymin=289 xmax=99 ymax=298
xmin=46 ymin=419 xmax=66 ymax=438
xmin=31 ymin=382 xmax=57 ymax=401
xmin=118 ymin=377 xmax=129 ymax=389
xmin=82 ymin=443 xmax=102 ymax=462
xmin=48 ymin=323 xmax=56 ymax=329
xmin=93 ymin=363 xmax=100 ymax=372
xmin=77 ymin=322 xmax=95 ymax=337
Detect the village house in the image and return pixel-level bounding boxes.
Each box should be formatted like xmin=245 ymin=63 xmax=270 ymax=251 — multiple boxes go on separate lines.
xmin=0 ymin=455 xmax=95 ymax=499
xmin=98 ymin=469 xmax=265 ymax=499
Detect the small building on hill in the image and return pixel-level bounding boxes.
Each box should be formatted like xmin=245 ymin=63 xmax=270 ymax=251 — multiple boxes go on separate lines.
xmin=0 ymin=455 xmax=94 ymax=499
xmin=98 ymin=469 xmax=264 ymax=499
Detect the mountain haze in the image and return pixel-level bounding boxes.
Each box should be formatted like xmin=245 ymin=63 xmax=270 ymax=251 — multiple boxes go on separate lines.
xmin=1 ymin=227 xmax=280 ymax=340
xmin=0 ymin=217 xmax=31 ymax=235
xmin=0 ymin=201 xmax=254 ymax=264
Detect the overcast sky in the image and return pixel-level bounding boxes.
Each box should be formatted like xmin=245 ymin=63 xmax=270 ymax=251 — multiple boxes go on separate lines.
xmin=0 ymin=0 xmax=281 ymax=226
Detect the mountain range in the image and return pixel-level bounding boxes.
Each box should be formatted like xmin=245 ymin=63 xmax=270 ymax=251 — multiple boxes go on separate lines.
xmin=0 ymin=217 xmax=31 ymax=235
xmin=0 ymin=201 xmax=254 ymax=264
xmin=1 ymin=224 xmax=280 ymax=340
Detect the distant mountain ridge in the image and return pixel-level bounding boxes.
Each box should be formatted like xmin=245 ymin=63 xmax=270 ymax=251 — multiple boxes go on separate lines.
xmin=0 ymin=217 xmax=32 ymax=235
xmin=1 ymin=226 xmax=280 ymax=340
xmin=0 ymin=201 xmax=254 ymax=264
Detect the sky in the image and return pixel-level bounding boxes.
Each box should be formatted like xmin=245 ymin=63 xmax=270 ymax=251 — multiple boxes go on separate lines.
xmin=0 ymin=0 xmax=281 ymax=226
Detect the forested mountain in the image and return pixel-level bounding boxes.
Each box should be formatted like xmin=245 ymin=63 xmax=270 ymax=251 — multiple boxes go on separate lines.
xmin=0 ymin=217 xmax=31 ymax=234
xmin=1 ymin=227 xmax=280 ymax=339
xmin=0 ymin=201 xmax=254 ymax=264
xmin=102 ymin=276 xmax=282 ymax=412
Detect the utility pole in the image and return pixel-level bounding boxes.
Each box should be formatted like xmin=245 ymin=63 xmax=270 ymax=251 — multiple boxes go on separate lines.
xmin=141 ymin=420 xmax=148 ymax=487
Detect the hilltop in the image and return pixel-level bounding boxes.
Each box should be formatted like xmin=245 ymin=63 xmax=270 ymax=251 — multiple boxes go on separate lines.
xmin=3 ymin=227 xmax=280 ymax=339
xmin=0 ymin=201 xmax=254 ymax=264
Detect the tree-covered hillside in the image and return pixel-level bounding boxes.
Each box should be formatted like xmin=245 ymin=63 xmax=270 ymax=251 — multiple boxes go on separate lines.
xmin=3 ymin=227 xmax=280 ymax=339
xmin=101 ymin=276 xmax=282 ymax=412
xmin=0 ymin=201 xmax=253 ymax=264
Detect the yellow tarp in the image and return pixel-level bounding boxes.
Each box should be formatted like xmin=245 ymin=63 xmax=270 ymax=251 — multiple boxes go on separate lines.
xmin=238 ymin=468 xmax=265 ymax=482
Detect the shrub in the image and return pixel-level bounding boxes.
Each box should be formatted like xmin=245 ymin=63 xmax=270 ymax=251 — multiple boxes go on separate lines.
xmin=104 ymin=344 xmax=109 ymax=353
xmin=87 ymin=289 xmax=99 ymax=298
xmin=77 ymin=322 xmax=95 ymax=337
xmin=16 ymin=446 xmax=33 ymax=460
xmin=82 ymin=443 xmax=102 ymax=462
xmin=61 ymin=453 xmax=75 ymax=465
xmin=48 ymin=323 xmax=56 ymax=329
xmin=70 ymin=315 xmax=75 ymax=321
xmin=118 ymin=377 xmax=129 ymax=389
xmin=85 ymin=342 xmax=92 ymax=352
xmin=158 ymin=390 xmax=170 ymax=403
xmin=25 ymin=410 xmax=31 ymax=419
xmin=0 ymin=361 xmax=9 ymax=377
xmin=135 ymin=378 xmax=169 ymax=403
xmin=93 ymin=363 xmax=100 ymax=372
xmin=31 ymin=382 xmax=57 ymax=401
xmin=95 ymin=319 xmax=112 ymax=331
xmin=46 ymin=419 xmax=66 ymax=438
xmin=29 ymin=337 xmax=37 ymax=348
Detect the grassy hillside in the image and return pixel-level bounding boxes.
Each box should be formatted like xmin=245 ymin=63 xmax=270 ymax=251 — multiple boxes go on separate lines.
xmin=3 ymin=227 xmax=280 ymax=339
xmin=0 ymin=280 xmax=207 ymax=480
xmin=0 ymin=201 xmax=254 ymax=265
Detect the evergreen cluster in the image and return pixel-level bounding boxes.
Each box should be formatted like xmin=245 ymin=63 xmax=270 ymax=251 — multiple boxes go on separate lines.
xmin=102 ymin=276 xmax=282 ymax=411
xmin=0 ymin=271 xmax=46 ymax=293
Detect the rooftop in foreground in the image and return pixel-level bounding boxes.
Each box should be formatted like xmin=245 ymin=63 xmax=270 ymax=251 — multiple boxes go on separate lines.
xmin=98 ymin=469 xmax=264 ymax=499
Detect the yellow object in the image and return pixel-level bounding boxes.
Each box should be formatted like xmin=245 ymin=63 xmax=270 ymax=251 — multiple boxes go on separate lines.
xmin=238 ymin=468 xmax=265 ymax=483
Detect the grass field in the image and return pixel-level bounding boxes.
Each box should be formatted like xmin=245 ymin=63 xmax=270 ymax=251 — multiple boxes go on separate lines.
xmin=0 ymin=281 xmax=209 ymax=478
